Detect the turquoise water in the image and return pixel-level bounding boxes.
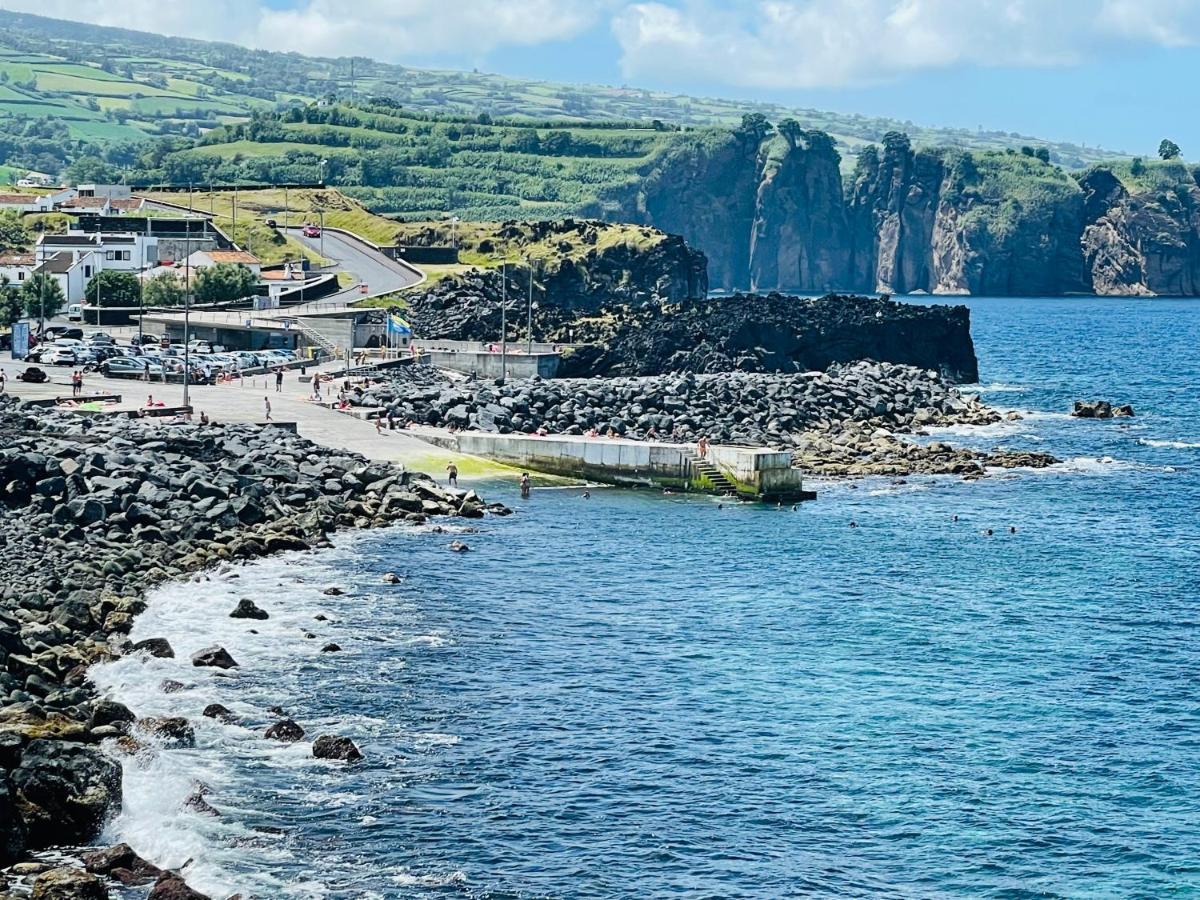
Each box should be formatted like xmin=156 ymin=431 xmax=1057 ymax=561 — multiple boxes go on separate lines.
xmin=97 ymin=298 xmax=1200 ymax=897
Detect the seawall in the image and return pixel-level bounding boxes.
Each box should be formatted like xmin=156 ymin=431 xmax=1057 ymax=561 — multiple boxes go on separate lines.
xmin=415 ymin=429 xmax=814 ymax=501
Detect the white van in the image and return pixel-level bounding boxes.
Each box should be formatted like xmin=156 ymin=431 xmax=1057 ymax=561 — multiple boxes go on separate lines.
xmin=67 ymin=304 xmax=82 ymax=322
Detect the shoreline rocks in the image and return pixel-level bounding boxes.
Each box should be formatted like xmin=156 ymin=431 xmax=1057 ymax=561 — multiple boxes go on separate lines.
xmin=1071 ymin=400 xmax=1135 ymax=419
xmin=0 ymin=395 xmax=506 ymax=878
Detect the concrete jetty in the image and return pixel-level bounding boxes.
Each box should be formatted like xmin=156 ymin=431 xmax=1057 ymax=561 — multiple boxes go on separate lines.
xmin=414 ymin=429 xmax=815 ymax=502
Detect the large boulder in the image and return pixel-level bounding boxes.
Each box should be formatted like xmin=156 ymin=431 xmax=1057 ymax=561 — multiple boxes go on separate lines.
xmin=82 ymin=842 xmax=163 ymax=885
xmin=89 ymin=700 xmax=136 ymax=730
xmin=147 ymin=872 xmax=212 ymax=900
xmin=31 ymin=866 xmax=109 ymax=900
xmin=229 ymin=599 xmax=268 ymax=620
xmin=130 ymin=638 xmax=175 ymax=659
xmin=0 ymin=775 xmax=25 ymax=865
xmin=312 ymin=735 xmax=363 ymax=762
xmin=191 ymin=646 xmax=237 ymax=669
xmin=10 ymin=740 xmax=121 ymax=849
xmin=136 ymin=717 xmax=196 ymax=749
xmin=264 ymin=719 xmax=305 ymax=743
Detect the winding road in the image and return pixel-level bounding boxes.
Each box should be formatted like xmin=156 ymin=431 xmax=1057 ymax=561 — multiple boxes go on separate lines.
xmin=283 ymin=227 xmax=422 ymax=311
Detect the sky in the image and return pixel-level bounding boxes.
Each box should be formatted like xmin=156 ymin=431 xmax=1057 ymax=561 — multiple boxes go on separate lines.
xmin=7 ymin=0 xmax=1200 ymax=155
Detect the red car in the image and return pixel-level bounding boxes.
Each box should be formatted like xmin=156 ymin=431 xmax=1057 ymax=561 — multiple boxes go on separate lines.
xmin=302 ymin=223 xmax=321 ymax=238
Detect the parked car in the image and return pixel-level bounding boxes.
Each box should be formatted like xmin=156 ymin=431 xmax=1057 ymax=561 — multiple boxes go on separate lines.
xmin=85 ymin=331 xmax=114 ymax=343
xmin=43 ymin=326 xmax=83 ymax=341
xmin=45 ymin=347 xmax=78 ymax=366
xmin=265 ymin=218 xmax=278 ymax=228
xmin=131 ymin=357 xmax=165 ymax=378
xmin=67 ymin=304 xmax=82 ymax=322
xmin=16 ymin=366 xmax=48 ymax=383
xmin=302 ymin=223 xmax=321 ymax=238
xmin=99 ymin=357 xmax=147 ymax=378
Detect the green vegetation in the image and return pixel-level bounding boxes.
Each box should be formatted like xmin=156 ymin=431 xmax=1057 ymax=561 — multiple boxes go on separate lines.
xmin=946 ymin=149 xmax=1084 ymax=239
xmin=193 ymin=262 xmax=257 ymax=303
xmin=1159 ymin=139 xmax=1181 ymax=160
xmin=20 ymin=271 xmax=63 ymax=318
xmin=1098 ymin=158 xmax=1199 ymax=195
xmin=85 ymin=269 xmax=140 ymax=306
xmin=0 ymin=210 xmax=28 ymax=251
xmin=0 ymin=8 xmax=1131 ymax=185
xmin=142 ymin=272 xmax=183 ymax=307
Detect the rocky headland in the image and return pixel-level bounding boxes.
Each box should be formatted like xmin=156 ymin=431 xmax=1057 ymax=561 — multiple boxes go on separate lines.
xmin=0 ymin=397 xmax=505 ymax=897
xmin=598 ymin=126 xmax=1200 ymax=297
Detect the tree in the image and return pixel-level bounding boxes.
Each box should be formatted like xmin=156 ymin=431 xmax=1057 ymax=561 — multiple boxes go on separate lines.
xmin=1159 ymin=139 xmax=1181 ymax=160
xmin=777 ymin=118 xmax=803 ymax=150
xmin=737 ymin=112 xmax=773 ymax=145
xmin=1034 ymin=147 xmax=1051 ymax=163
xmin=1020 ymin=146 xmax=1036 ymax=157
xmin=0 ymin=210 xmax=28 ymax=253
xmin=0 ymin=275 xmax=23 ymax=328
xmin=20 ymin=273 xmax=65 ymax=320
xmin=86 ymin=270 xmax=140 ymax=307
xmin=63 ymin=155 xmax=117 ymax=185
xmin=142 ymin=273 xmax=184 ymax=307
xmin=192 ymin=263 xmax=257 ymax=304
xmin=1131 ymin=156 xmax=1146 ymax=176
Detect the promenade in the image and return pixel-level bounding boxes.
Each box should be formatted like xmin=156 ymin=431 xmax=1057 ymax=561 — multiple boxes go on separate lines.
xmin=0 ymin=360 xmax=483 ymax=476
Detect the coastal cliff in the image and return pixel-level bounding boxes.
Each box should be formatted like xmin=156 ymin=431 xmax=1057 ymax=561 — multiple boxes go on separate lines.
xmin=608 ymin=129 xmax=1200 ymax=296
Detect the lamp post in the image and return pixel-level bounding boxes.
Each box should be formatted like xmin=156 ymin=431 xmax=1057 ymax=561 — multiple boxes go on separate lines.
xmin=319 ymin=158 xmax=328 ymax=187
xmin=319 ymin=209 xmax=325 ymax=261
xmin=527 ymin=260 xmax=538 ymax=356
xmin=183 ymin=189 xmax=193 ymax=410
xmin=500 ymin=261 xmax=507 ymax=383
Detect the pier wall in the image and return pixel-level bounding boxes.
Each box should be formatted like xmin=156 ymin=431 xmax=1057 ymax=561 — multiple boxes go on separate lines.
xmin=416 ymin=430 xmax=811 ymax=500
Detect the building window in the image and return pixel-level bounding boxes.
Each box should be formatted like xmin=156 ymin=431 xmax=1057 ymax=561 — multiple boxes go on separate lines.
xmin=17 ymin=272 xmax=25 ymax=281
xmin=84 ymin=265 xmax=92 ymax=277
xmin=121 ymin=250 xmax=131 ymax=261
xmin=105 ymin=250 xmax=115 ymax=260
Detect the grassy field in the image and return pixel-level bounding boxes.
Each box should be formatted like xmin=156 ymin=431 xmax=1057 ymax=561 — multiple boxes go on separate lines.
xmin=0 ymin=8 xmax=1134 ymax=172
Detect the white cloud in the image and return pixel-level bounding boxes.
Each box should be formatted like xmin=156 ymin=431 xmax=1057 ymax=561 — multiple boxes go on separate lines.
xmin=2 ymin=0 xmax=1197 ymax=90
xmin=0 ymin=0 xmax=606 ymax=59
xmin=612 ymin=0 xmax=1200 ymax=89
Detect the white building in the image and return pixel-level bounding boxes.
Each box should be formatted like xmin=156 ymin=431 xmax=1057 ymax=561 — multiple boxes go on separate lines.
xmin=33 ymin=232 xmax=162 ymax=303
xmin=0 ymin=193 xmax=55 ymax=213
xmin=16 ymin=171 xmax=54 ymax=188
xmin=185 ymin=249 xmax=262 ymax=276
xmin=0 ymin=253 xmax=35 ymax=285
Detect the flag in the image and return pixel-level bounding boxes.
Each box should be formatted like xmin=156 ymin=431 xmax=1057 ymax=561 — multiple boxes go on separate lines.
xmin=386 ymin=313 xmax=412 ymax=336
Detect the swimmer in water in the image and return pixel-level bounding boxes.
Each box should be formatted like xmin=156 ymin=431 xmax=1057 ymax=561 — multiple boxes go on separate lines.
xmin=1009 ymin=526 xmax=1017 ymax=534
xmin=519 ymin=472 xmax=531 ymax=498
xmin=582 ymin=490 xmax=590 ymax=499
xmin=849 ymin=520 xmax=858 ymax=528
xmin=985 ymin=528 xmax=994 ymax=536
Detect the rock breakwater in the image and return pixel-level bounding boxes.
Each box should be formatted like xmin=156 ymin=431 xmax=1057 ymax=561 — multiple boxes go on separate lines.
xmin=355 ymin=361 xmax=1058 ymax=478
xmin=0 ymin=396 xmax=505 ymax=889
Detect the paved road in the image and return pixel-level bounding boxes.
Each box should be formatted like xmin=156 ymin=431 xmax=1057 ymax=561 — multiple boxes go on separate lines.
xmin=283 ymin=227 xmax=422 ymax=311
xmin=1 ymin=359 xmax=460 ymax=471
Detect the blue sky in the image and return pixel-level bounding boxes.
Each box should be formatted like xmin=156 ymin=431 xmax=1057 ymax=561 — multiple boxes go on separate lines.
xmin=10 ymin=0 xmax=1199 ymax=155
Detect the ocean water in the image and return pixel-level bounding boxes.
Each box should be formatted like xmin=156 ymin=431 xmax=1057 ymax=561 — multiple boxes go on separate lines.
xmin=90 ymin=297 xmax=1200 ymax=898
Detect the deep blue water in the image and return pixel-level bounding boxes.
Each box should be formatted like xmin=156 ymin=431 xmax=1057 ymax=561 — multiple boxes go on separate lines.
xmin=95 ymin=297 xmax=1200 ymax=898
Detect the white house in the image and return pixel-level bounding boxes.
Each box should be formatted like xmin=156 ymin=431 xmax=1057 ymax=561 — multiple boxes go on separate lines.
xmin=0 ymin=253 xmax=35 ymax=285
xmin=76 ymin=184 xmax=133 ymax=200
xmin=16 ymin=171 xmax=54 ymax=188
xmin=0 ymin=193 xmax=55 ymax=213
xmin=33 ymin=231 xmax=162 ymax=303
xmin=58 ymin=195 xmax=146 ymax=215
xmin=185 ymin=249 xmax=262 ymax=276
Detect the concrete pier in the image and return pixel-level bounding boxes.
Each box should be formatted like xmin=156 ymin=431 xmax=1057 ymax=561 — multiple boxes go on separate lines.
xmin=414 ymin=429 xmax=814 ymax=501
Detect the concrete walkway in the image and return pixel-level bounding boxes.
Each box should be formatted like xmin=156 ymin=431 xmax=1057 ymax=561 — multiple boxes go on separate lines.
xmin=0 ymin=358 xmax=493 ymax=478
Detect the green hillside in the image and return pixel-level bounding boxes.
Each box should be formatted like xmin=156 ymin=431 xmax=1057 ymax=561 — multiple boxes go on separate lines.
xmin=0 ymin=8 xmax=1129 ymax=183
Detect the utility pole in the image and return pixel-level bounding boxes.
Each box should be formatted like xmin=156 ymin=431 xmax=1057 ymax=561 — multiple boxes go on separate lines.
xmin=319 ymin=209 xmax=325 ymax=261
xmin=283 ymin=185 xmax=289 ymax=231
xmin=138 ymin=239 xmax=145 ymax=346
xmin=500 ymin=261 xmax=507 ymax=384
xmin=94 ymin=255 xmax=101 ymax=328
xmin=232 ymin=186 xmax=238 ymax=244
xmin=183 ymin=189 xmax=193 ymax=410
xmin=37 ymin=237 xmax=44 ymax=336
xmin=527 ymin=260 xmax=534 ymax=356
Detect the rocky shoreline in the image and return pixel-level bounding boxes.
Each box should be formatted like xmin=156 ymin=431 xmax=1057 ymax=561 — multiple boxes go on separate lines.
xmin=350 ymin=360 xmax=1058 ymax=478
xmin=0 ymin=397 xmax=507 ymax=898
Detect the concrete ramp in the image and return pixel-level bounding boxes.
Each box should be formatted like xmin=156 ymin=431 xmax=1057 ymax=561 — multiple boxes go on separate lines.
xmin=413 ymin=430 xmax=814 ymax=501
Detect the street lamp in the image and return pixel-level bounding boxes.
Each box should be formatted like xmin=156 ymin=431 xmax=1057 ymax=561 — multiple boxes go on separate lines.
xmin=319 ymin=158 xmax=328 ymax=187
xmin=491 ymin=255 xmax=508 ymax=383
xmin=526 ymin=260 xmax=535 ymax=356
xmin=183 ymin=188 xmax=194 ymax=410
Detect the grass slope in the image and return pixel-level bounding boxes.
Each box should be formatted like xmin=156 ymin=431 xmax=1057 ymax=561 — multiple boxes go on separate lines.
xmin=0 ymin=8 xmax=1130 ymax=170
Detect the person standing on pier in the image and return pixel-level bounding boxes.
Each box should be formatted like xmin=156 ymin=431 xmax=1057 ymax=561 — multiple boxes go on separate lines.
xmin=520 ymin=473 xmax=531 ymax=498
xmin=446 ymin=463 xmax=459 ymax=488
xmin=264 ymin=397 xmax=272 ymax=421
